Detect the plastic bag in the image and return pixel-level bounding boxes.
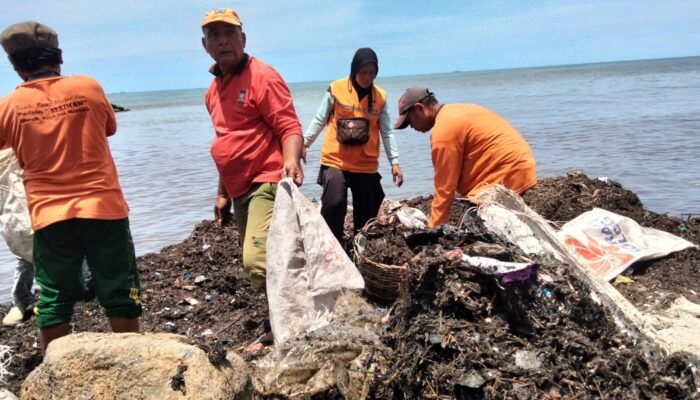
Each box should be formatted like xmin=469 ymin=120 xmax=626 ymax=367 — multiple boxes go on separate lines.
xmin=558 ymin=208 xmax=696 ymax=281
xmin=0 ymin=149 xmax=33 ymax=262
xmin=395 ymin=206 xmax=428 ymax=229
xmin=266 ymin=178 xmax=365 ymax=345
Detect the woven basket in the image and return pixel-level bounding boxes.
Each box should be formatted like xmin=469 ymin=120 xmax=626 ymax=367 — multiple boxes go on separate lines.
xmin=353 ymin=218 xmax=410 ymax=302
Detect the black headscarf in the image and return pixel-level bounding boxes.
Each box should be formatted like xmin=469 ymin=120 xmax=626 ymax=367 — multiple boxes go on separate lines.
xmin=350 ymin=47 xmax=378 ymax=111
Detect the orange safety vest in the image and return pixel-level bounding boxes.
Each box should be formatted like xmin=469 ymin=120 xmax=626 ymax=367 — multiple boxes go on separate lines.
xmin=320 ymin=77 xmax=386 ymax=173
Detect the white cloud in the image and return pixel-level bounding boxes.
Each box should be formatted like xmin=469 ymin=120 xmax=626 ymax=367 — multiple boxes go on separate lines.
xmin=1 ymin=0 xmax=699 ymax=92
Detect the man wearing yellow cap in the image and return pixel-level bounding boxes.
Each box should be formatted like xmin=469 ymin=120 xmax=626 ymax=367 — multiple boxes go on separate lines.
xmin=0 ymin=21 xmax=142 ymax=353
xmin=201 ymin=9 xmax=304 ymax=288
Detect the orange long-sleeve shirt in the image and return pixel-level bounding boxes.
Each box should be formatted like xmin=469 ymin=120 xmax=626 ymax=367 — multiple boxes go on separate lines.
xmin=430 ymin=104 xmax=536 ymax=227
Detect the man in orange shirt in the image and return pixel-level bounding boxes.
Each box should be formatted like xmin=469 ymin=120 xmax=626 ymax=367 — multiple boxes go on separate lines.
xmin=394 ymin=88 xmax=537 ymax=227
xmin=202 ymin=8 xmax=304 ymax=288
xmin=0 ymin=22 xmax=141 ymax=353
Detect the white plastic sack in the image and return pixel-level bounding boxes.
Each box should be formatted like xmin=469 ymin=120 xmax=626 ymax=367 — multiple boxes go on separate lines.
xmin=476 ymin=194 xmax=563 ymax=260
xmin=395 ymin=206 xmax=428 ymax=229
xmin=558 ymin=208 xmax=697 ymax=281
xmin=0 ymin=148 xmax=17 ymax=203
xmin=266 ymin=178 xmax=365 ymax=345
xmin=0 ymin=149 xmax=33 ymax=263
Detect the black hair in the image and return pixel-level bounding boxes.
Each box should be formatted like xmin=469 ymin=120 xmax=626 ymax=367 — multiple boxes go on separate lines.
xmin=9 ymin=47 xmax=62 ymax=72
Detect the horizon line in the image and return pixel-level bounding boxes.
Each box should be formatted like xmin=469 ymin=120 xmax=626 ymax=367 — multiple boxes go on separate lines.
xmin=107 ymin=54 xmax=700 ymax=96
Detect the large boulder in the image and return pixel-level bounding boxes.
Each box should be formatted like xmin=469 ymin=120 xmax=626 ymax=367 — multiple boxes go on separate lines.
xmin=21 ymin=333 xmax=251 ymax=400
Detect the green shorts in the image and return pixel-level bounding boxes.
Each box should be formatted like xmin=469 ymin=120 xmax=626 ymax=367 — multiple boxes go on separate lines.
xmin=33 ymin=218 xmax=142 ymax=329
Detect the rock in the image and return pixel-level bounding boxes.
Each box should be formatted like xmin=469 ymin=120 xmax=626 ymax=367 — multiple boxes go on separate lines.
xmin=111 ymin=103 xmax=129 ymax=112
xmin=21 ymin=333 xmax=252 ymax=400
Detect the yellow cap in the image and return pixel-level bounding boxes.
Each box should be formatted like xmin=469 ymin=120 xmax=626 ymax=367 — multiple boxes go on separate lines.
xmin=201 ymin=8 xmax=242 ymax=28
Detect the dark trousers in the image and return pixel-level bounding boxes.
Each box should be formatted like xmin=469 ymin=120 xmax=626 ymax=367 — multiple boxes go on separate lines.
xmin=317 ymin=165 xmax=385 ymax=244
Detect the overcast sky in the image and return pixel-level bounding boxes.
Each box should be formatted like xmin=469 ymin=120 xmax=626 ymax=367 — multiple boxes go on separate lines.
xmin=1 ymin=0 xmax=699 ymax=94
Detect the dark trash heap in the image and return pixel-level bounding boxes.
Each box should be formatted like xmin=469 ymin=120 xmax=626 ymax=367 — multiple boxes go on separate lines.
xmin=1 ymin=172 xmax=698 ymax=399
xmin=369 ymin=225 xmax=697 ymax=399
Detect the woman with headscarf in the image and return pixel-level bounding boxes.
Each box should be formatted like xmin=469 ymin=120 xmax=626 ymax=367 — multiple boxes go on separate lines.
xmin=303 ymin=47 xmax=403 ymax=245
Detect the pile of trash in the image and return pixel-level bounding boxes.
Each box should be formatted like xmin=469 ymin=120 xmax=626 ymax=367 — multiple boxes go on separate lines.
xmin=366 ymin=175 xmax=699 ymax=399
xmin=135 ymin=219 xmax=273 ymax=364
xmin=1 ymin=172 xmax=699 ymax=399
xmin=371 ymin=230 xmax=696 ymax=398
xmin=256 ymin=176 xmax=699 ymax=398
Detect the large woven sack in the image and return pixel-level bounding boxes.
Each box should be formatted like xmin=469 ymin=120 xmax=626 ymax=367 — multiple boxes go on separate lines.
xmin=266 ymin=178 xmax=365 ymax=345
